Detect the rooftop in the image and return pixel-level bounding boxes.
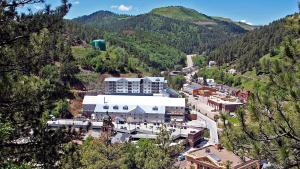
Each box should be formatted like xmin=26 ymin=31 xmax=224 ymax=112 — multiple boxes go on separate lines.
xmin=104 ymin=77 xmax=165 ymax=82
xmin=183 ymin=84 xmax=202 ymax=90
xmin=83 ymin=95 xmax=185 ymax=107
xmin=209 ymin=95 xmax=243 ymax=105
xmin=188 ymin=145 xmax=244 ymax=167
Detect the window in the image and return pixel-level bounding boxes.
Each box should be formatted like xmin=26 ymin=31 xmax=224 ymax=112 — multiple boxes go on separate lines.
xmin=123 ymin=106 xmax=128 ymax=110
xmin=152 ymin=106 xmax=158 ymax=111
xmin=103 ymin=105 xmax=109 ymax=109
xmin=113 ymin=105 xmax=119 ymax=110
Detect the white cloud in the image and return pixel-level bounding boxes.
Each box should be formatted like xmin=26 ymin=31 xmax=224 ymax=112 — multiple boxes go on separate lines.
xmin=111 ymin=4 xmax=133 ymax=11
xmin=240 ymin=19 xmax=253 ymax=25
xmin=73 ymin=0 xmax=80 ymax=5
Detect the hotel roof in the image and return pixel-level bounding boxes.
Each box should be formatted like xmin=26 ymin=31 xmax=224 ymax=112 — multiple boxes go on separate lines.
xmin=104 ymin=77 xmax=165 ymax=82
xmin=83 ymin=95 xmax=185 ymax=107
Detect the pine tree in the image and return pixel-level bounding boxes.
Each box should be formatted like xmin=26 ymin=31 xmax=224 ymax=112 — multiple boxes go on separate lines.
xmin=0 ymin=0 xmax=80 ymax=168
xmin=221 ymin=38 xmax=300 ymax=168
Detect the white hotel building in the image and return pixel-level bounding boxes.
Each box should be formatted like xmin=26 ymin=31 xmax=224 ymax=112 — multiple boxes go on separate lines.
xmin=104 ymin=77 xmax=167 ymax=95
xmin=83 ymin=95 xmax=186 ymax=123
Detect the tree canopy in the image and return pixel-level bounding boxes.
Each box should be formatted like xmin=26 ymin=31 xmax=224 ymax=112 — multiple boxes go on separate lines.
xmin=221 ymin=22 xmax=300 ymax=168
xmin=0 ymin=0 xmax=80 ymax=168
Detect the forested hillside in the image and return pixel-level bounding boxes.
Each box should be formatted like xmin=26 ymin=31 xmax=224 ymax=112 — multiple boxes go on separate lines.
xmin=0 ymin=1 xmax=81 ymax=168
xmin=208 ymin=13 xmax=300 ymax=72
xmin=71 ymin=6 xmax=253 ymax=54
xmin=66 ymin=23 xmax=185 ymax=72
xmin=222 ymin=12 xmax=300 ymax=168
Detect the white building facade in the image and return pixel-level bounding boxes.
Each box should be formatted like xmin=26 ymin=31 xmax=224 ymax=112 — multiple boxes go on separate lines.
xmin=105 ymin=77 xmax=167 ymax=95
xmin=83 ymin=95 xmax=185 ymax=123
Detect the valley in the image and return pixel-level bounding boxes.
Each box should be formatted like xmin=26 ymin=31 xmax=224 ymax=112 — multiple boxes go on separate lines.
xmin=1 ymin=1 xmax=300 ymax=169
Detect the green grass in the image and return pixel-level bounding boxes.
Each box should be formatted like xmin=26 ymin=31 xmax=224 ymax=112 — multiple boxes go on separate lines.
xmin=72 ymin=46 xmax=94 ymax=61
xmin=151 ymin=6 xmax=211 ymax=22
xmin=75 ymin=72 xmax=98 ymax=84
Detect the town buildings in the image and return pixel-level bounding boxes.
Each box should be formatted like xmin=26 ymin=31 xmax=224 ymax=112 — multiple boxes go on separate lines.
xmin=82 ymin=95 xmax=185 ymax=123
xmin=197 ymin=77 xmax=216 ymax=86
xmin=183 ymin=84 xmax=217 ymax=97
xmin=183 ymin=84 xmax=202 ymax=95
xmin=207 ymin=95 xmax=243 ymax=112
xmin=104 ymin=77 xmax=167 ymax=95
xmin=185 ymin=145 xmax=260 ymax=169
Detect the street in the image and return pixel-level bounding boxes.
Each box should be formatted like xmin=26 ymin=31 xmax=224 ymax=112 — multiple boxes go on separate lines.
xmin=183 ymin=54 xmax=219 ymax=145
xmin=186 ymin=54 xmax=195 ymax=68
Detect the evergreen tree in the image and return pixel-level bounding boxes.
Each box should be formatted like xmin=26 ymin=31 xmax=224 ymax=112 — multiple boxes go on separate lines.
xmin=0 ymin=0 xmax=80 ymax=168
xmin=221 ymin=38 xmax=300 ymax=168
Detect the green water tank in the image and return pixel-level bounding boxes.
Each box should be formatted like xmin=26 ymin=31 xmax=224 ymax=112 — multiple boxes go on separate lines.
xmin=91 ymin=39 xmax=106 ymax=51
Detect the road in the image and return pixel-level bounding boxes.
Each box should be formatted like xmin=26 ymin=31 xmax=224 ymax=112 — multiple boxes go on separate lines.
xmin=186 ymin=54 xmax=195 ymax=68
xmin=184 ymin=93 xmax=219 ymax=145
xmin=183 ymin=54 xmax=219 ymax=145
xmin=194 ymin=111 xmax=219 ymax=144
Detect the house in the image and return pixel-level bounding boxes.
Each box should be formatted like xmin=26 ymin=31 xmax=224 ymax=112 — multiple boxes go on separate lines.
xmin=208 ymin=61 xmax=216 ymax=67
xmin=197 ymin=77 xmax=216 ymax=86
xmin=185 ymin=145 xmax=260 ymax=169
xmin=104 ymin=77 xmax=167 ymax=95
xmin=82 ymin=95 xmax=186 ymax=123
xmin=206 ymin=79 xmax=216 ymax=86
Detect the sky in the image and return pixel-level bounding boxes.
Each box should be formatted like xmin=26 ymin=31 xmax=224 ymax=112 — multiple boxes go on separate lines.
xmin=26 ymin=0 xmax=299 ymax=25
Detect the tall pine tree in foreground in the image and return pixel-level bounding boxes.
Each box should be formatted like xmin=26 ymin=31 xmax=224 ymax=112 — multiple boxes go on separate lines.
xmin=221 ymin=12 xmax=300 ymax=168
xmin=0 ymin=0 xmax=79 ymax=168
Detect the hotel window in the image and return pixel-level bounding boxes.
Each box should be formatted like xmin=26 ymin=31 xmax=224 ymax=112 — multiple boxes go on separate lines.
xmin=113 ymin=105 xmax=119 ymax=110
xmin=103 ymin=105 xmax=109 ymax=109
xmin=123 ymin=106 xmax=128 ymax=110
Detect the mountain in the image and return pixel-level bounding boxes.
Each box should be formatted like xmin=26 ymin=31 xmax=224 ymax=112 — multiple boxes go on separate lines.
xmin=71 ymin=6 xmax=254 ymax=55
xmin=212 ymin=16 xmax=258 ymax=31
xmin=72 ymin=11 xmax=130 ymax=28
xmin=150 ymin=6 xmax=213 ymax=24
xmin=207 ymin=13 xmax=300 ymax=72
xmin=150 ymin=6 xmax=256 ymax=30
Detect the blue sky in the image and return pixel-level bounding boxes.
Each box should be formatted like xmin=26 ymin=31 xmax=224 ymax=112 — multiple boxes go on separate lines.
xmin=27 ymin=0 xmax=299 ymax=25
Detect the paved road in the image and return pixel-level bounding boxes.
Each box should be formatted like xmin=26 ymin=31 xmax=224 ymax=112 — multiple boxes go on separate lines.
xmin=185 ymin=93 xmax=219 ymax=145
xmin=195 ymin=111 xmax=219 ymax=144
xmin=186 ymin=54 xmax=195 ymax=68
xmin=183 ymin=54 xmax=219 ymax=145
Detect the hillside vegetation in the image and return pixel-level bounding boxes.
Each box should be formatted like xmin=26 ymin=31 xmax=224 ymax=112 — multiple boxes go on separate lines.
xmin=70 ymin=6 xmax=253 ymax=55
xmin=150 ymin=6 xmax=213 ymax=23
xmin=208 ymin=13 xmax=300 ymax=72
xmin=221 ymin=12 xmax=300 ymax=168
